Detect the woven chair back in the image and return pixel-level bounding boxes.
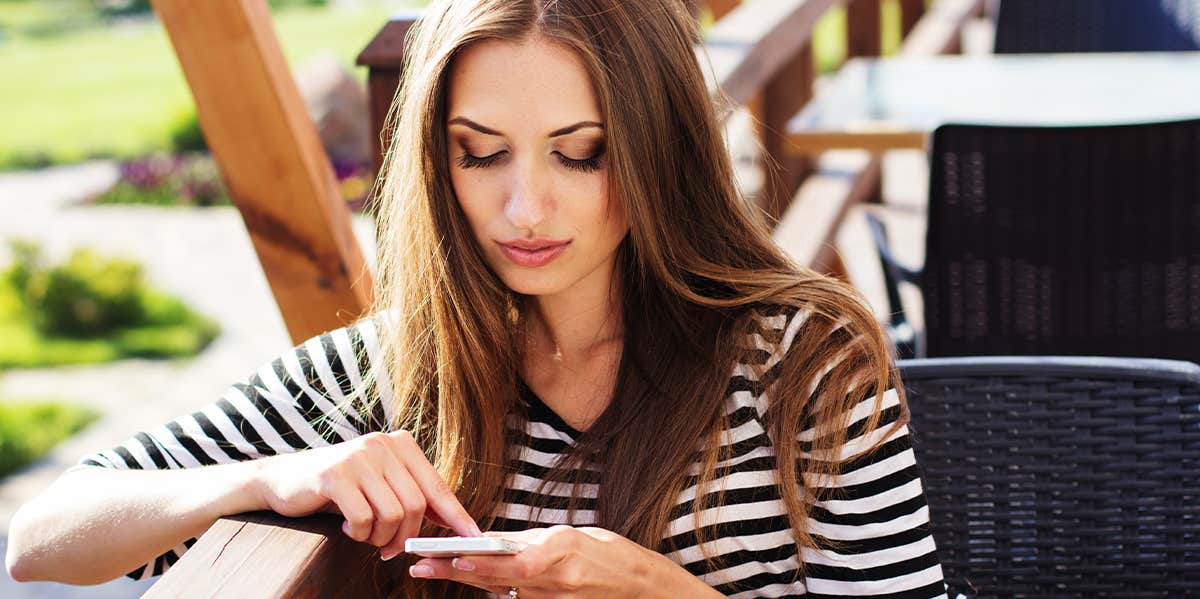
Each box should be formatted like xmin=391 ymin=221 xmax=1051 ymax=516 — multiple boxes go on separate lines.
xmin=900 ymin=356 xmax=1200 ymax=597
xmin=995 ymin=0 xmax=1200 ymax=53
xmin=923 ymin=119 xmax=1200 ymax=362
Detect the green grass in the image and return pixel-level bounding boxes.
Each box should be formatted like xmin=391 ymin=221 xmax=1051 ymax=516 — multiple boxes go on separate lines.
xmin=0 ymin=0 xmax=899 ymax=169
xmin=0 ymin=399 xmax=100 ymax=478
xmin=0 ymin=1 xmax=417 ymax=168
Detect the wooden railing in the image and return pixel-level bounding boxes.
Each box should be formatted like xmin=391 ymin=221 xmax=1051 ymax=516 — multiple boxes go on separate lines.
xmin=143 ymin=0 xmax=979 ymax=595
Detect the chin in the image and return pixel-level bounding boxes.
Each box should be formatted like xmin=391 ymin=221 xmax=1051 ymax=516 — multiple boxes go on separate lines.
xmin=500 ymin=275 xmax=571 ymax=297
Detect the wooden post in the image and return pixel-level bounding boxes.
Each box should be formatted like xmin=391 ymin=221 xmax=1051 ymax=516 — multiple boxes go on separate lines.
xmin=707 ymin=0 xmax=741 ymax=21
xmin=847 ymin=0 xmax=883 ymax=58
xmin=845 ymin=0 xmax=884 ymax=205
xmin=899 ymin=0 xmax=926 ymax=37
xmin=151 ymin=0 xmax=373 ymax=344
xmin=357 ymin=13 xmax=422 ymax=185
xmin=757 ymin=42 xmax=815 ymax=224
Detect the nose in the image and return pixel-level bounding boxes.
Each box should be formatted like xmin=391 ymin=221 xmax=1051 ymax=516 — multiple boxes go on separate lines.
xmin=503 ymin=155 xmax=550 ymax=230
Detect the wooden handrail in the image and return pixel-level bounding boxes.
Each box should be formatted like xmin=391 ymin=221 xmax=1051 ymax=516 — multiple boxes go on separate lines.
xmin=151 ymin=0 xmax=374 ymax=346
xmin=899 ymin=0 xmax=984 ymax=55
xmin=143 ymin=512 xmax=394 ymax=598
xmin=699 ymin=0 xmax=838 ymax=107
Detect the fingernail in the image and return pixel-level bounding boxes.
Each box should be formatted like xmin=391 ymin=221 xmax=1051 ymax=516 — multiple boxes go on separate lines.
xmin=452 ymin=558 xmax=475 ymax=571
xmin=409 ymin=564 xmax=434 ymax=578
xmin=341 ymin=521 xmax=352 ymax=536
xmin=380 ymin=550 xmax=398 ymax=561
xmin=471 ymin=522 xmax=484 ymax=536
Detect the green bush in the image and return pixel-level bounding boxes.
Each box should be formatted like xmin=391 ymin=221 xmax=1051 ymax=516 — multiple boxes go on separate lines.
xmin=0 ymin=240 xmax=220 ymax=366
xmin=0 ymin=400 xmax=99 ymax=479
xmin=20 ymin=247 xmax=146 ymax=336
xmin=168 ymin=109 xmax=206 ymax=153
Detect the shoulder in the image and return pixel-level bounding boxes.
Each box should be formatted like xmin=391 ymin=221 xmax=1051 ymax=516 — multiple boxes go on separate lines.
xmin=740 ymin=296 xmax=902 ymax=452
xmin=292 ymin=311 xmax=396 ymax=374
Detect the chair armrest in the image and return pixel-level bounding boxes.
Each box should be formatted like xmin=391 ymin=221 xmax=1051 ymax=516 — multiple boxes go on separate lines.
xmin=864 ymin=211 xmax=922 ymax=358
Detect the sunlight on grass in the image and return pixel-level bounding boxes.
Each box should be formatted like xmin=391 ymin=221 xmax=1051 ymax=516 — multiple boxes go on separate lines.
xmin=0 ymin=0 xmax=903 ymax=167
xmin=0 ymin=2 xmax=418 ymax=166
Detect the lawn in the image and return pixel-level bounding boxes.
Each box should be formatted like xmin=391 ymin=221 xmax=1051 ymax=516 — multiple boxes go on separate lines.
xmin=0 ymin=0 xmax=899 ymax=169
xmin=0 ymin=0 xmax=420 ymax=167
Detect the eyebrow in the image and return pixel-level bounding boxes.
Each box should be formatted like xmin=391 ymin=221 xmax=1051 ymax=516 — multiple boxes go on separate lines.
xmin=448 ymin=117 xmax=604 ymax=138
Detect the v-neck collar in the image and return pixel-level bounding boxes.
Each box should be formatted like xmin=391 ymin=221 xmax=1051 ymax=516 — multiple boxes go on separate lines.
xmin=517 ymin=378 xmax=582 ymax=438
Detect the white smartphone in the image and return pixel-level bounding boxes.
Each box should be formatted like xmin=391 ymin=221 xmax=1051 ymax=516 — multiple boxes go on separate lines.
xmin=404 ymin=536 xmax=526 ymax=558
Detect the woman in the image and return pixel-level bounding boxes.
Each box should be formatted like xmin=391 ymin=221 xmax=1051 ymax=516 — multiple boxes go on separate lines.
xmin=6 ymin=0 xmax=945 ymax=597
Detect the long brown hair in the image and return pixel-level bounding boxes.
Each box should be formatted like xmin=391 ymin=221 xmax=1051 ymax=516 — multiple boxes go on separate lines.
xmin=366 ymin=0 xmax=904 ymax=596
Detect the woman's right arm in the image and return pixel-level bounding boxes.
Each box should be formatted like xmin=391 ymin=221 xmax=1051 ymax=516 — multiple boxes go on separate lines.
xmin=6 ymin=458 xmax=264 ymax=584
xmin=6 ymin=315 xmax=478 ymax=584
xmin=6 ymin=428 xmax=479 ymax=585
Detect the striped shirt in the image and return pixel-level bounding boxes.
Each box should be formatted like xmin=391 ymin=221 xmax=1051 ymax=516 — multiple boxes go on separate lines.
xmin=77 ymin=308 xmax=946 ymax=597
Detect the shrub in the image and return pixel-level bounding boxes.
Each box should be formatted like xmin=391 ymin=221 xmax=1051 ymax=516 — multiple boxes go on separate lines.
xmin=0 ymin=240 xmax=220 ymax=366
xmin=168 ymin=109 xmax=207 ymax=153
xmin=21 ymin=247 xmax=146 ymax=336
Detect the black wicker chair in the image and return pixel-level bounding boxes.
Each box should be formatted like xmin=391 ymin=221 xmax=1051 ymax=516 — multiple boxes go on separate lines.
xmin=898 ymin=356 xmax=1200 ymax=598
xmin=994 ymin=0 xmax=1200 ymax=53
xmin=867 ymin=118 xmax=1200 ymax=361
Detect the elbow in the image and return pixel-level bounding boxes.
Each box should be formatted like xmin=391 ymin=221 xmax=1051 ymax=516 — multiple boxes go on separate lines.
xmin=7 ymin=553 xmax=35 ymax=583
xmin=5 ymin=506 xmax=65 ymax=584
xmin=6 ymin=517 xmax=39 ymax=582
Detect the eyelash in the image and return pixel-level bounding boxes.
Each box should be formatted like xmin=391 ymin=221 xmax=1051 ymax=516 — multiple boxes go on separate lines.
xmin=455 ymin=150 xmax=605 ymax=173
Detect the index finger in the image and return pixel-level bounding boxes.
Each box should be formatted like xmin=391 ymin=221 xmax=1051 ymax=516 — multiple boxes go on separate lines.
xmin=389 ymin=430 xmax=482 ymax=537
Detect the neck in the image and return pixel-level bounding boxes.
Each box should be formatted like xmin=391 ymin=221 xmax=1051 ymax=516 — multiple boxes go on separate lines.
xmin=525 ymin=262 xmax=624 ymax=365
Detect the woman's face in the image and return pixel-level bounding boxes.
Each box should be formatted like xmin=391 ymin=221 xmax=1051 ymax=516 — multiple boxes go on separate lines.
xmin=445 ymin=36 xmax=629 ymax=299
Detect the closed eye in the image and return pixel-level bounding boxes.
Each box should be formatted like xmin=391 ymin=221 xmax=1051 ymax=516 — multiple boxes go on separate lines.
xmin=456 ymin=151 xmax=505 ymax=169
xmin=454 ymin=150 xmax=606 ymax=173
xmin=556 ymin=150 xmax=605 ymax=173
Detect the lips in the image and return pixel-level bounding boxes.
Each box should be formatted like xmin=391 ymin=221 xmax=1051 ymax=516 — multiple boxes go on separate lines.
xmin=495 ymin=239 xmax=570 ymax=268
xmin=500 ymin=238 xmax=570 ymax=250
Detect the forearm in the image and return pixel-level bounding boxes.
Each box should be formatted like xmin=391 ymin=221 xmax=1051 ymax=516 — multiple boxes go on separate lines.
xmin=5 ymin=460 xmax=265 ymax=585
xmin=636 ymin=549 xmax=725 ymax=598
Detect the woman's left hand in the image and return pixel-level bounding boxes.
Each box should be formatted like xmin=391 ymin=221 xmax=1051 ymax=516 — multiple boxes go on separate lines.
xmin=407 ymin=525 xmax=705 ymax=598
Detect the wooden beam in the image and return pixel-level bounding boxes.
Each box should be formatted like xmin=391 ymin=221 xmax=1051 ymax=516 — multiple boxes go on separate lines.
xmin=706 ymin=0 xmax=742 ymax=21
xmin=143 ymin=512 xmax=392 ymax=598
xmin=847 ymin=0 xmax=883 ymax=58
xmin=899 ymin=0 xmax=927 ymax=37
xmin=699 ymin=0 xmax=841 ymax=109
xmin=151 ymin=0 xmax=373 ymax=344
xmin=786 ymin=129 xmax=927 ymax=154
xmin=772 ymin=151 xmax=881 ymax=276
xmin=357 ymin=14 xmax=421 ymax=181
xmin=898 ymin=0 xmax=984 ymax=56
xmin=757 ymin=42 xmax=816 ymax=223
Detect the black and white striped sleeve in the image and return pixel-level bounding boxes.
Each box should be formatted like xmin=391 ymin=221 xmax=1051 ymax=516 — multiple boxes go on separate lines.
xmin=775 ymin=309 xmax=946 ymax=598
xmin=72 ymin=315 xmax=394 ymax=580
xmin=798 ymin=389 xmax=946 ymax=599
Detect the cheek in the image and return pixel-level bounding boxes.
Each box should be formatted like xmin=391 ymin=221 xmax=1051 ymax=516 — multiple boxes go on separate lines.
xmin=448 ymin=171 xmax=492 ymax=231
